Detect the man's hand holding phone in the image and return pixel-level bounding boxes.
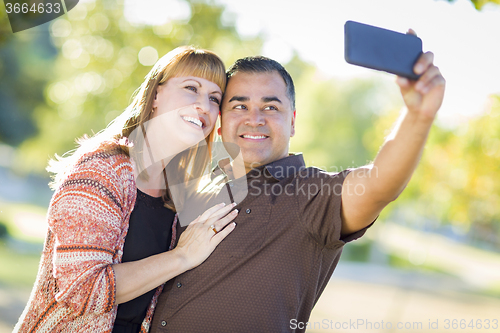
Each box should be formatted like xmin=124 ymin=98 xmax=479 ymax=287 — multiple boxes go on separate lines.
xmin=396 ymin=30 xmax=446 ymax=122
xmin=344 ymin=21 xmax=445 ymax=121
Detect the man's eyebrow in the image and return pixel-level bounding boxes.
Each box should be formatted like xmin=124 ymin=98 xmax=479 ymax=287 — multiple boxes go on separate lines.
xmin=262 ymin=96 xmax=282 ymax=104
xmin=228 ymin=96 xmax=249 ymax=103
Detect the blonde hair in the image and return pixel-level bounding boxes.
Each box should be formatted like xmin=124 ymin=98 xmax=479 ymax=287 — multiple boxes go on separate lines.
xmin=48 ymin=46 xmax=226 ymax=211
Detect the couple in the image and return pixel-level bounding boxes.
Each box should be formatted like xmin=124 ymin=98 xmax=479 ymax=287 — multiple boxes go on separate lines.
xmin=15 ymin=44 xmax=445 ymax=332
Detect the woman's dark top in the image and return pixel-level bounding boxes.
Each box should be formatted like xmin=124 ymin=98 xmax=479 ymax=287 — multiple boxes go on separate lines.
xmin=113 ymin=189 xmax=175 ymax=333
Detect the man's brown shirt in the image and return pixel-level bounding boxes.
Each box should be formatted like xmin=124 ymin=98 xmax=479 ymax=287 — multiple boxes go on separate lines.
xmin=151 ymin=154 xmax=369 ymax=332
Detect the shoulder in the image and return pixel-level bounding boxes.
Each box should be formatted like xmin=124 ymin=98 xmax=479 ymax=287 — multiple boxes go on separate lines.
xmin=71 ymin=144 xmax=134 ymax=183
xmin=296 ymin=166 xmax=351 ymax=181
xmin=52 ymin=143 xmax=136 ymax=210
xmin=46 ymin=143 xmax=137 ymax=243
xmin=290 ymin=167 xmax=352 ymax=203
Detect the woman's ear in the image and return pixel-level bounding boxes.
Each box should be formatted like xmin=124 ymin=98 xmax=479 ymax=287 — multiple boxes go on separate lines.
xmin=152 ymin=87 xmax=160 ymax=108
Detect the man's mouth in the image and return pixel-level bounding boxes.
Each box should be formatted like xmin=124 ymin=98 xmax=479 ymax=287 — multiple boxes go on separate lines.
xmin=182 ymin=116 xmax=204 ymax=129
xmin=240 ymin=134 xmax=269 ymax=140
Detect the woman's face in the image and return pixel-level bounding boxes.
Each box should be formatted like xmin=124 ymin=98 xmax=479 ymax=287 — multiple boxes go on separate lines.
xmin=150 ymin=76 xmax=222 ymax=149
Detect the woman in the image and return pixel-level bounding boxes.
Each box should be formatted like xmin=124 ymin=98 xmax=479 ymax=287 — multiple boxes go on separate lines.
xmin=14 ymin=46 xmax=237 ymax=332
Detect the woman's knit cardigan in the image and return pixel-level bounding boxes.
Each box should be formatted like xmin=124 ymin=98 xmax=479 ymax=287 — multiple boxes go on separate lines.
xmin=14 ymin=146 xmax=176 ymax=332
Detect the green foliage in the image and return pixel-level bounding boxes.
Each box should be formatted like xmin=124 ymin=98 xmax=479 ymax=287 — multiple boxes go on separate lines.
xmin=0 ymin=5 xmax=12 ymax=42
xmin=3 ymin=0 xmax=499 ymax=239
xmin=341 ymin=239 xmax=372 ymax=262
xmin=0 ymin=200 xmax=47 ymax=242
xmin=0 ymin=222 xmax=8 ymax=239
xmin=367 ymin=95 xmax=500 ymax=238
xmin=445 ymin=0 xmax=500 ymax=9
xmin=387 ymin=253 xmax=456 ymax=275
xmin=291 ymin=72 xmax=401 ymax=171
xmin=0 ymin=241 xmax=40 ymax=287
xmin=0 ymin=12 xmax=55 ymax=146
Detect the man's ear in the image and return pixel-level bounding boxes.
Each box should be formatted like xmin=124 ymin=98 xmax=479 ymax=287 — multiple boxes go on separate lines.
xmin=217 ymin=127 xmax=222 ymax=136
xmin=290 ymin=110 xmax=296 ymax=137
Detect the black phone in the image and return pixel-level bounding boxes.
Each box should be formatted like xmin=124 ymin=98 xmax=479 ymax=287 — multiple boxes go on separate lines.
xmin=344 ymin=21 xmax=423 ymax=80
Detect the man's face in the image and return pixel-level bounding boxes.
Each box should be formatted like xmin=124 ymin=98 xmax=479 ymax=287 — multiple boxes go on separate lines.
xmin=219 ymin=71 xmax=296 ymax=170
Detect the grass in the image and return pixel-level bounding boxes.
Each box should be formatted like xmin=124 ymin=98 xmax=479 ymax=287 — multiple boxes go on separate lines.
xmin=387 ymin=253 xmax=456 ymax=276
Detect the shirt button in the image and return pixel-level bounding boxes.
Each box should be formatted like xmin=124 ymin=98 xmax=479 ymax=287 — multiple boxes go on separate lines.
xmin=161 ymin=320 xmax=167 ymax=326
xmin=177 ymin=282 xmax=182 ymax=288
xmin=246 ymin=208 xmax=251 ymax=214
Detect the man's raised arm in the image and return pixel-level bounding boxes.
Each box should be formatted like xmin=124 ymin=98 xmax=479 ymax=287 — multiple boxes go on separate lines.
xmin=340 ymin=44 xmax=446 ymax=235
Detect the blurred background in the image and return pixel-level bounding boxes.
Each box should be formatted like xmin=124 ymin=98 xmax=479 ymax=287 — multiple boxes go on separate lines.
xmin=1 ymin=0 xmax=500 ymax=332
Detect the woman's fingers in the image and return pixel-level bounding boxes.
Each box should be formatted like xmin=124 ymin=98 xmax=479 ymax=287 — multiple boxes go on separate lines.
xmin=210 ymin=222 xmax=236 ymax=245
xmin=210 ymin=209 xmax=238 ymax=233
xmin=174 ymin=204 xmax=238 ymax=269
xmin=201 ymin=202 xmax=237 ymax=225
xmin=196 ymin=202 xmax=228 ymax=223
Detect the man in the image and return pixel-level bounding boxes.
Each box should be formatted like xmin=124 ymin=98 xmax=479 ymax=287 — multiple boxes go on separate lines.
xmin=150 ymin=49 xmax=445 ymax=332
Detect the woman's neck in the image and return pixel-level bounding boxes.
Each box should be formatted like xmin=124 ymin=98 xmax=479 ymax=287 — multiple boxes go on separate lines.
xmin=133 ymin=156 xmax=172 ymax=198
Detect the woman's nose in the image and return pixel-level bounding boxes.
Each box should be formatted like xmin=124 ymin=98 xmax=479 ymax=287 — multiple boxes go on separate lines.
xmin=195 ymin=94 xmax=211 ymax=114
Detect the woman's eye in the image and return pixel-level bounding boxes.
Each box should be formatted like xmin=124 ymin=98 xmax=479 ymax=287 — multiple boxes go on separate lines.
xmin=185 ymin=86 xmax=197 ymax=93
xmin=210 ymin=96 xmax=220 ymax=105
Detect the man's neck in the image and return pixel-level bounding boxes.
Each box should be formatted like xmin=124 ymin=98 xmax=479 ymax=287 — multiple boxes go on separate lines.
xmin=224 ymin=153 xmax=259 ymax=180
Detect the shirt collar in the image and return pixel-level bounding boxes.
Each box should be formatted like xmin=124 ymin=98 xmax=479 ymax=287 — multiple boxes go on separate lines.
xmin=212 ymin=153 xmax=306 ymax=181
xmin=263 ymin=154 xmax=306 ymax=180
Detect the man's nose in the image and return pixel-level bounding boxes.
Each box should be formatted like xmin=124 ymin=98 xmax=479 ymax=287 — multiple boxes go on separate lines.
xmin=244 ymin=107 xmax=265 ymax=127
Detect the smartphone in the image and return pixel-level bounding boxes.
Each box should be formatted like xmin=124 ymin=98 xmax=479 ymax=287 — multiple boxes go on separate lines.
xmin=344 ymin=21 xmax=423 ymax=80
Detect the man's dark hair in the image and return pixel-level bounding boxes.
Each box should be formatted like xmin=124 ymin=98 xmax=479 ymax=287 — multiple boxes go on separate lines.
xmin=226 ymin=56 xmax=296 ymax=110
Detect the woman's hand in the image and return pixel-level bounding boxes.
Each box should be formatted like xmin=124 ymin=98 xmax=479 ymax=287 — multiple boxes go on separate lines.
xmin=174 ymin=202 xmax=238 ymax=270
xmin=113 ymin=202 xmax=237 ymax=304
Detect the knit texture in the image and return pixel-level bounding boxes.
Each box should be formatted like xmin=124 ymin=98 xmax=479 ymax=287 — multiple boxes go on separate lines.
xmin=14 ymin=145 xmax=172 ymax=332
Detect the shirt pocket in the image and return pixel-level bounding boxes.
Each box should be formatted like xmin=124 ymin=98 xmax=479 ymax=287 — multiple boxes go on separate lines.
xmin=217 ymin=203 xmax=271 ymax=258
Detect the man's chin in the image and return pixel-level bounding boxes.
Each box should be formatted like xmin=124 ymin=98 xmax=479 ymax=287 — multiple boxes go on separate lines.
xmin=241 ymin=153 xmax=268 ymax=170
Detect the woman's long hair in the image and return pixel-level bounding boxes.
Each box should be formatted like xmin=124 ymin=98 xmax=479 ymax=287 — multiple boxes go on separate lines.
xmin=47 ymin=46 xmax=226 ymax=211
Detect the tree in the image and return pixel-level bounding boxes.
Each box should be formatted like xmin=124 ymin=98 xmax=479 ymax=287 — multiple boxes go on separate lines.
xmin=364 ymin=95 xmax=500 ymax=249
xmin=290 ymin=69 xmax=401 ymax=172
xmin=0 ymin=10 xmax=56 ymax=146
xmin=446 ymin=0 xmax=500 ymax=9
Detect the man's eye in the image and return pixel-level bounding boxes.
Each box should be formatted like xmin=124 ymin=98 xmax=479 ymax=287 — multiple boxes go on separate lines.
xmin=210 ymin=96 xmax=220 ymax=105
xmin=185 ymin=86 xmax=197 ymax=92
xmin=264 ymin=105 xmax=278 ymax=111
xmin=234 ymin=105 xmax=247 ymax=110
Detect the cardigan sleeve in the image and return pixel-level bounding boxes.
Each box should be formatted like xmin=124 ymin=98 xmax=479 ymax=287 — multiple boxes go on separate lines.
xmin=47 ymin=151 xmax=135 ymax=316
